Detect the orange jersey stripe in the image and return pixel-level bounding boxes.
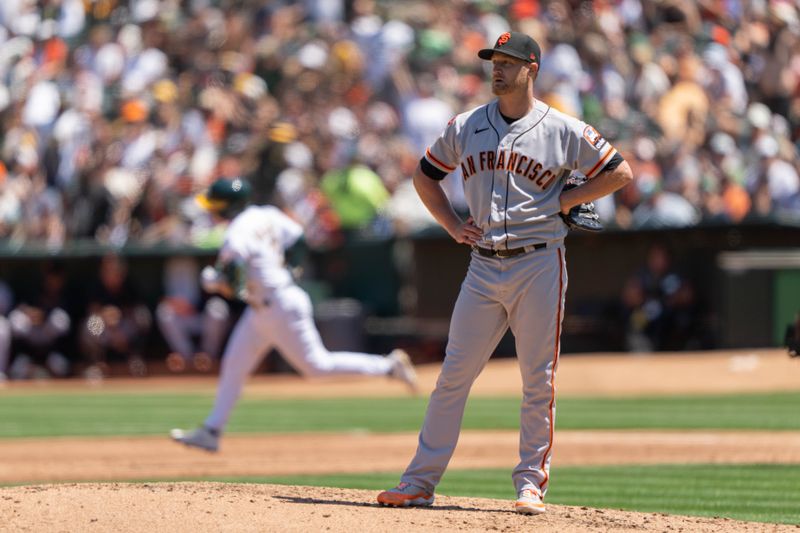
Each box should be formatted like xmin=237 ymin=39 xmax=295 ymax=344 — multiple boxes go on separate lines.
xmin=585 ymin=146 xmax=616 ymax=178
xmin=540 ymin=247 xmax=564 ymax=491
xmin=425 ymin=148 xmax=456 ymax=172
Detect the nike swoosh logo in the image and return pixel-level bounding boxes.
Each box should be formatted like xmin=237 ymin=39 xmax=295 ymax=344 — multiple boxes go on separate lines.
xmin=474 ymin=127 xmax=490 ymax=134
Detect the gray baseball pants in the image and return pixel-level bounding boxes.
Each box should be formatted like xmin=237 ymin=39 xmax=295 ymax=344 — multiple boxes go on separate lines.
xmin=401 ymin=242 xmax=567 ymax=496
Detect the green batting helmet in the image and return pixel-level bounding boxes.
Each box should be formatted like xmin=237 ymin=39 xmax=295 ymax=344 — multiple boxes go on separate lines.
xmin=196 ymin=177 xmax=252 ymax=218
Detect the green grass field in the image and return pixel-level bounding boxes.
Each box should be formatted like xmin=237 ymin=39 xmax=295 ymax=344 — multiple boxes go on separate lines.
xmin=2 ymin=389 xmax=799 ymax=524
xmin=1 ymin=391 xmax=799 ymax=438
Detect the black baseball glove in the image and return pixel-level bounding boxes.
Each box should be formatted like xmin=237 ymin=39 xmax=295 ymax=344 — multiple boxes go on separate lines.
xmin=559 ymin=183 xmax=603 ymax=232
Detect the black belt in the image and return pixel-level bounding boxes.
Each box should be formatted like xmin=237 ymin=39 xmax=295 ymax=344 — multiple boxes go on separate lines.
xmin=474 ymin=243 xmax=547 ymax=258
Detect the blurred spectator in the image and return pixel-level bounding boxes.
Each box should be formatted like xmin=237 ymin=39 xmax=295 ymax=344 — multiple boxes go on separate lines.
xmin=630 ymin=185 xmax=701 ymax=228
xmin=0 ymin=278 xmax=12 ymax=383
xmin=620 ymin=243 xmax=699 ymax=352
xmin=656 ymin=44 xmax=709 ymax=151
xmin=320 ymin=161 xmax=390 ymax=234
xmin=400 ymin=73 xmax=454 ymax=157
xmin=698 ymin=132 xmax=750 ymax=223
xmin=538 ymin=39 xmax=587 ymax=118
xmin=627 ymin=33 xmax=670 ymax=121
xmin=393 ymin=65 xmax=467 ymax=217
xmin=7 ymin=261 xmax=71 ymax=380
xmin=79 ymin=253 xmax=152 ymax=379
xmin=274 ymin=167 xmax=345 ymax=250
xmin=156 ymin=256 xmax=231 ymax=373
xmin=750 ymin=136 xmax=800 ymax=215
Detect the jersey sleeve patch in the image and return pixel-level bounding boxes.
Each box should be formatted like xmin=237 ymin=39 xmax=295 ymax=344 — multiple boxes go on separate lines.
xmin=582 ymin=125 xmax=608 ymax=151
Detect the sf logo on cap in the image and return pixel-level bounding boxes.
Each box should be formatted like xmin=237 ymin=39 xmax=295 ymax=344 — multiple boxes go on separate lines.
xmin=497 ymin=32 xmax=511 ymax=46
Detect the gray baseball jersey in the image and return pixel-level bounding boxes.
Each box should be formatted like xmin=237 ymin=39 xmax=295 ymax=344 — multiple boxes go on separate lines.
xmin=424 ymin=98 xmax=617 ymax=248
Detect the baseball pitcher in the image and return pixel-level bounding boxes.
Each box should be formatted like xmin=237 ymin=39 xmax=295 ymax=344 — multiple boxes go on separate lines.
xmin=377 ymin=31 xmax=633 ymax=514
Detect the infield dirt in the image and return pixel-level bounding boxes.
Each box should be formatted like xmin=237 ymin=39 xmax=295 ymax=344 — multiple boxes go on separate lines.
xmin=1 ymin=348 xmax=798 ymax=532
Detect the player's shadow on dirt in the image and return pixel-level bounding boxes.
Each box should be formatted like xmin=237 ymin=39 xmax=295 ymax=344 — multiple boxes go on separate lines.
xmin=274 ymin=495 xmax=506 ymax=513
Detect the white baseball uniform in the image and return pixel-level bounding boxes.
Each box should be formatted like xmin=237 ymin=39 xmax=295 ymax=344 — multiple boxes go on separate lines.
xmin=400 ymin=98 xmax=616 ymax=497
xmin=203 ymin=205 xmax=395 ymax=432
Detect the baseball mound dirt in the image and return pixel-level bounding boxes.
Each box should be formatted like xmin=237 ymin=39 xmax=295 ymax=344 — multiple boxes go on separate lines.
xmin=1 ymin=483 xmax=796 ymax=533
xmin=1 ymin=348 xmax=798 ymax=531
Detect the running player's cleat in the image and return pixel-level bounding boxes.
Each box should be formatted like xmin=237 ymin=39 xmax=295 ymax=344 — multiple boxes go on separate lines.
xmin=388 ymin=349 xmax=418 ymax=393
xmin=514 ymin=488 xmax=546 ymax=515
xmin=169 ymin=426 xmax=219 ymax=452
xmin=377 ymin=482 xmax=434 ymax=507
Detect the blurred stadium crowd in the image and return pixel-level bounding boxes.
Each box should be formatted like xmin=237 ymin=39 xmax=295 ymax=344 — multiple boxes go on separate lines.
xmin=1 ymin=0 xmax=800 ymax=380
xmin=0 ymin=0 xmax=798 ymax=251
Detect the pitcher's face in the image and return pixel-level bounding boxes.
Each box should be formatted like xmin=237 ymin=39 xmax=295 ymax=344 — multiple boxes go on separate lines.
xmin=490 ymin=53 xmax=534 ymax=96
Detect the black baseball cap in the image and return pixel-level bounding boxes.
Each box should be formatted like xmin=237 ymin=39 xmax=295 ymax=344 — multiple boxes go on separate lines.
xmin=478 ymin=31 xmax=541 ymax=64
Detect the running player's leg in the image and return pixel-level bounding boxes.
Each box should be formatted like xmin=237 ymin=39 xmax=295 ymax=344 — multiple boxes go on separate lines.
xmin=204 ymin=307 xmax=271 ymax=431
xmin=506 ymin=246 xmax=568 ymax=497
xmin=400 ymin=255 xmax=507 ymax=492
xmin=273 ymin=285 xmax=393 ymax=377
